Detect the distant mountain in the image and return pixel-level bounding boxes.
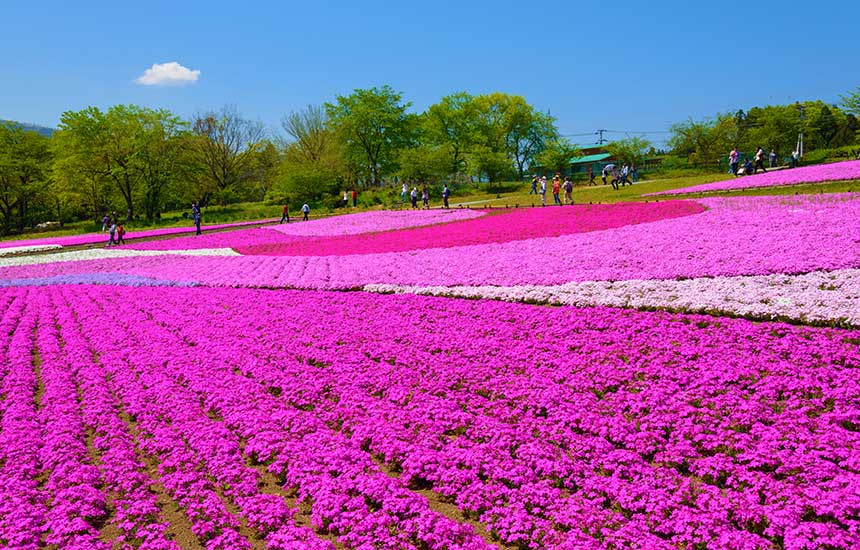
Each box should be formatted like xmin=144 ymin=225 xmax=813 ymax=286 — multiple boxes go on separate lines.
xmin=0 ymin=120 xmax=54 ymax=137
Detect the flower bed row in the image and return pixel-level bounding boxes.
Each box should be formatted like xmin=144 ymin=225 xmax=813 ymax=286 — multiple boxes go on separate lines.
xmin=5 ymin=285 xmax=856 ymax=549
xmin=365 ymin=267 xmax=860 ymax=327
xmin=0 ymin=218 xmax=278 ymax=250
xmin=649 ymin=160 xmax=860 ymax=196
xmin=236 ymin=201 xmax=704 ymax=256
xmin=3 ymin=194 xmax=858 ymax=291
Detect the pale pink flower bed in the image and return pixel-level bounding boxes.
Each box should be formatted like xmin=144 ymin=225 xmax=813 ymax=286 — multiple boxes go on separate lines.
xmin=649 ymin=160 xmax=860 ymax=196
xmin=265 ymin=208 xmax=486 ymax=237
xmin=127 ymin=209 xmax=485 ymax=251
xmin=0 ymin=218 xmax=278 ymax=249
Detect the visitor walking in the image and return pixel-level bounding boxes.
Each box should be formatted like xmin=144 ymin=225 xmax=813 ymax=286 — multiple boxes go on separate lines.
xmin=343 ymin=190 xmax=349 ymax=207
xmin=421 ymin=186 xmax=429 ymax=208
xmin=352 ymin=189 xmax=358 ymax=207
xmin=539 ymin=176 xmax=547 ymax=206
xmin=631 ymin=165 xmax=639 ymax=183
xmin=754 ymin=147 xmax=767 ymax=174
xmin=442 ymin=184 xmax=450 ymax=209
xmin=401 ymin=183 xmax=408 ymax=203
xmin=620 ymin=165 xmax=630 ymax=187
xmin=529 ymin=175 xmax=538 ymax=195
xmin=588 ymin=166 xmax=596 ymax=186
xmin=107 ymin=222 xmax=117 ymax=246
xmin=791 ymin=150 xmax=799 ymax=168
xmin=191 ymin=202 xmax=202 ymax=235
xmin=280 ymin=203 xmax=290 ymax=224
xmin=301 ymin=203 xmax=310 ymax=221
xmin=552 ymin=174 xmax=561 ymax=205
xmin=116 ymin=223 xmax=126 ymax=245
xmin=411 ymin=187 xmax=418 ymax=209
xmin=729 ymin=148 xmax=740 ymax=175
xmin=563 ymin=176 xmax=574 ymax=204
xmin=601 ymin=165 xmax=611 ymax=186
xmin=769 ymin=149 xmax=777 ymax=168
xmin=101 ymin=214 xmax=110 ymax=232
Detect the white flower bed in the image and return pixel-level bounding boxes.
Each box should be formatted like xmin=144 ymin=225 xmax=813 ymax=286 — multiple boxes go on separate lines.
xmin=365 ymin=268 xmax=860 ymax=326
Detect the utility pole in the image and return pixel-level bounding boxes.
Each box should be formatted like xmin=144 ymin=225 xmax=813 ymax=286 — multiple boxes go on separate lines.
xmin=796 ymin=104 xmax=805 ymax=159
xmin=595 ymin=129 xmax=608 ymax=145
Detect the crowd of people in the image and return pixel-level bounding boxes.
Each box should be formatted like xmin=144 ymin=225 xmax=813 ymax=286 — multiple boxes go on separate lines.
xmin=729 ymin=146 xmax=800 ymax=176
xmin=401 ymin=183 xmax=452 ymax=209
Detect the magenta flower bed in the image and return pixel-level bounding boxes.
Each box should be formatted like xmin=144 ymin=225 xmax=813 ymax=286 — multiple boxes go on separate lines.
xmin=0 ymin=218 xmax=277 ymax=249
xmin=6 ymin=194 xmax=859 ymax=289
xmin=649 ymin=160 xmax=860 ymax=196
xmin=235 ymin=201 xmax=705 ymax=256
xmin=2 ymin=285 xmax=857 ymax=549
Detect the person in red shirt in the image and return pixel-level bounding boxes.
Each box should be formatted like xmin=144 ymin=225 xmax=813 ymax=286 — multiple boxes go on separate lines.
xmin=552 ymin=174 xmax=562 ymax=205
xmin=280 ymin=203 xmax=290 ymax=224
xmin=351 ymin=189 xmax=358 ymax=207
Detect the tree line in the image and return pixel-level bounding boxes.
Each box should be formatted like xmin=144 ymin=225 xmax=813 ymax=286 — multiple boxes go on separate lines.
xmin=668 ymin=95 xmax=860 ymax=166
xmin=2 ymin=85 xmax=859 ymax=235
xmin=0 ymin=87 xmax=562 ymax=234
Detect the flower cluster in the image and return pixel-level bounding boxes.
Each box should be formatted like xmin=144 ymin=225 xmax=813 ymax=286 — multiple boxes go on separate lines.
xmin=4 ymin=285 xmax=858 ymax=549
xmin=649 ymin=160 xmax=860 ymax=196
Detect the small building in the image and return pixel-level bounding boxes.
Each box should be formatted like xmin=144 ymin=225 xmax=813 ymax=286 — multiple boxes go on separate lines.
xmin=530 ymin=143 xmax=615 ymax=178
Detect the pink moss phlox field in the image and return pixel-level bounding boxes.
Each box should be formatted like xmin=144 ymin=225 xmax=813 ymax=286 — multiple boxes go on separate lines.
xmin=236 ymin=201 xmax=704 ymax=256
xmin=649 ymin=160 xmax=860 ymax=196
xmin=0 ymin=218 xmax=277 ymax=250
xmin=4 ymin=285 xmax=859 ymax=549
xmin=126 ymin=227 xmax=305 ymax=251
xmin=266 ymin=209 xmax=487 ymax=236
xmin=5 ymin=194 xmax=860 ymax=290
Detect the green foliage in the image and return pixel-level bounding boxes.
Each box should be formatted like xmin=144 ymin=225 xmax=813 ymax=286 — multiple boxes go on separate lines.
xmin=606 ymin=137 xmax=651 ymax=167
xmin=840 ymin=86 xmax=860 ymax=116
xmin=0 ymin=124 xmax=53 ymax=234
xmin=190 ymin=105 xmax=265 ymax=205
xmin=535 ymin=138 xmax=579 ymax=172
xmin=325 ymin=86 xmax=415 ymax=185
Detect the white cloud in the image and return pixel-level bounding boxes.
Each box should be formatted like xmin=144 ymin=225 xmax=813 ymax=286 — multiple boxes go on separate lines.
xmin=135 ymin=61 xmax=200 ymax=86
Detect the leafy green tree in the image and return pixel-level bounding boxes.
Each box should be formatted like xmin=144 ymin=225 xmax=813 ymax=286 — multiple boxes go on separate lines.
xmin=397 ymin=145 xmax=449 ymax=183
xmin=535 ymin=138 xmax=579 ymax=172
xmin=471 ymin=93 xmax=558 ymax=180
xmin=606 ymin=137 xmax=652 ymax=167
xmin=325 ymin=85 xmax=414 ymax=185
xmin=839 ymin=87 xmax=860 ymax=116
xmin=0 ymin=124 xmax=52 ymax=234
xmin=135 ymin=109 xmax=188 ymax=220
xmin=423 ymin=92 xmax=477 ymax=175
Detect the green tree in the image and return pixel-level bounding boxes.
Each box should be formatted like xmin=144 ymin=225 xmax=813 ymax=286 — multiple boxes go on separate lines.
xmin=135 ymin=109 xmax=188 ymax=220
xmin=423 ymin=92 xmax=477 ymax=175
xmin=471 ymin=93 xmax=558 ymax=180
xmin=606 ymin=137 xmax=652 ymax=167
xmin=839 ymin=87 xmax=860 ymax=116
xmin=535 ymin=138 xmax=579 ymax=172
xmin=190 ymin=105 xmax=265 ymax=205
xmin=325 ymin=85 xmax=414 ymax=185
xmin=0 ymin=124 xmax=52 ymax=234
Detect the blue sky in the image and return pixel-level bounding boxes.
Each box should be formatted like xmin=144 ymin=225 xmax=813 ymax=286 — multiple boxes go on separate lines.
xmin=3 ymin=0 xmax=858 ymax=146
